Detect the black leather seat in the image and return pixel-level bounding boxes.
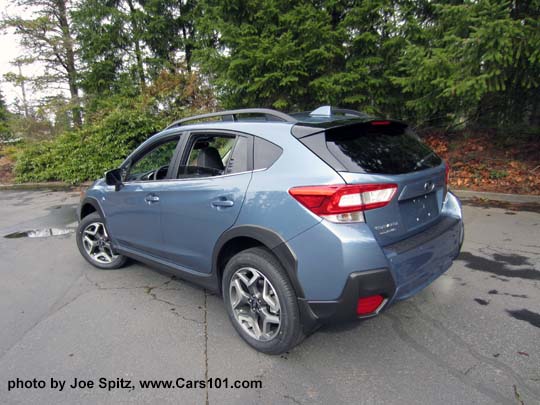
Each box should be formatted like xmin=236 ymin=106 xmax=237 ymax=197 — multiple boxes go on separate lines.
xmin=197 ymin=147 xmax=224 ymax=171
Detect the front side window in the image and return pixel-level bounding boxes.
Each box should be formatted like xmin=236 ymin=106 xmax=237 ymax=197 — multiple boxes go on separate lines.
xmin=177 ymin=134 xmax=250 ymax=178
xmin=125 ymin=137 xmax=179 ymax=181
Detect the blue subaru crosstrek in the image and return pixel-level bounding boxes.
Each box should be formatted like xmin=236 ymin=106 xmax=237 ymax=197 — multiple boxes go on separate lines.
xmin=77 ymin=106 xmax=464 ymax=354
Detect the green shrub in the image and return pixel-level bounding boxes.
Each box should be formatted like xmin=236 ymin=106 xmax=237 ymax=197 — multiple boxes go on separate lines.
xmin=13 ymin=70 xmax=216 ymax=184
xmin=14 ymin=103 xmax=166 ymax=184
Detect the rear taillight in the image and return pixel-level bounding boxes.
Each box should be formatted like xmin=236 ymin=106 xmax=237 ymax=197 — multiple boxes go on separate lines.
xmin=288 ymin=183 xmax=397 ymax=223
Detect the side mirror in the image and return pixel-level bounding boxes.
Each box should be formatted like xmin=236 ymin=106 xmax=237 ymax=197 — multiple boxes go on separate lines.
xmin=105 ymin=168 xmax=123 ymax=191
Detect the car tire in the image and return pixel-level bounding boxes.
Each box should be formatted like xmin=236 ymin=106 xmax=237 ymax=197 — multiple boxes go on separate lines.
xmin=222 ymin=247 xmax=304 ymax=354
xmin=76 ymin=212 xmax=127 ymax=270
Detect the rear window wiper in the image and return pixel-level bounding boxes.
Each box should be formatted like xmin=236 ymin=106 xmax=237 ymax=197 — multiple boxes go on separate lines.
xmin=415 ymin=151 xmax=436 ymax=170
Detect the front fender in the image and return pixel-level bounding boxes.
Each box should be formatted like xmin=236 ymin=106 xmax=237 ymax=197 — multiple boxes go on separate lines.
xmin=78 ymin=196 xmax=106 ymax=222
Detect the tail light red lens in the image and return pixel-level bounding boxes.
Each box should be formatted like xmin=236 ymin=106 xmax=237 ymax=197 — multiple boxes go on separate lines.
xmin=289 ymin=183 xmax=397 ymax=223
xmin=357 ymin=295 xmax=385 ymax=316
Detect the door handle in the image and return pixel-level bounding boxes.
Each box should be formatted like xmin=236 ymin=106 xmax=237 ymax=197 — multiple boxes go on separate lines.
xmin=211 ymin=199 xmax=234 ymax=208
xmin=145 ymin=194 xmax=160 ymax=203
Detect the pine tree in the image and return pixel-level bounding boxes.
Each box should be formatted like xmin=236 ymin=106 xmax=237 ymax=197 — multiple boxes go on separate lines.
xmin=2 ymin=0 xmax=82 ymax=127
xmin=0 ymin=90 xmax=12 ymax=141
xmin=196 ymin=0 xmax=348 ymax=110
xmin=196 ymin=0 xmax=415 ymax=115
xmin=72 ymin=0 xmax=198 ymax=99
xmin=393 ymin=0 xmax=540 ymax=127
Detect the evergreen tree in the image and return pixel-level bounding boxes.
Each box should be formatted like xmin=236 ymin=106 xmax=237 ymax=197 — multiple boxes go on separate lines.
xmin=393 ymin=0 xmax=540 ymax=126
xmin=196 ymin=0 xmax=540 ymax=126
xmin=141 ymin=0 xmax=198 ymax=73
xmin=73 ymin=0 xmax=198 ymax=101
xmin=0 ymin=90 xmax=13 ymax=141
xmin=5 ymin=0 xmax=540 ymax=130
xmin=1 ymin=0 xmax=82 ymax=127
xmin=71 ymin=0 xmax=134 ymax=97
xmin=196 ymin=0 xmax=421 ymax=115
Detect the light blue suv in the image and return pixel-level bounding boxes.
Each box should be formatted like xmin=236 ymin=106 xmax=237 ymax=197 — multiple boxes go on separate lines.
xmin=77 ymin=106 xmax=464 ymax=354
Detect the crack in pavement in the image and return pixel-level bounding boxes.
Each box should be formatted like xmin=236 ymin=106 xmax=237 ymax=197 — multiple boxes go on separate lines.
xmin=514 ymin=384 xmax=525 ymax=405
xmin=466 ymin=240 xmax=540 ymax=257
xmin=0 ymin=272 xmax=88 ymax=361
xmin=146 ymin=290 xmax=203 ymax=325
xmin=464 ymin=364 xmax=477 ymax=375
xmin=385 ymin=312 xmax=512 ymax=404
xmin=481 ymin=245 xmax=540 ymax=259
xmin=284 ymin=394 xmax=303 ymax=404
xmin=408 ymin=302 xmax=540 ymax=400
xmin=83 ymin=271 xmax=173 ymax=292
xmin=0 ymin=268 xmax=176 ymax=362
xmin=83 ymin=272 xmax=204 ymax=325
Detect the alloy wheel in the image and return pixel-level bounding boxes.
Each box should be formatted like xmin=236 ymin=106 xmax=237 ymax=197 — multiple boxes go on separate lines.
xmin=229 ymin=267 xmax=281 ymax=341
xmin=81 ymin=222 xmax=118 ymax=264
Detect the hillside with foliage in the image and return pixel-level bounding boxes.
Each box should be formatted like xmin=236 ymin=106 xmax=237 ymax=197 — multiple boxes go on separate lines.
xmin=0 ymin=0 xmax=539 ymax=187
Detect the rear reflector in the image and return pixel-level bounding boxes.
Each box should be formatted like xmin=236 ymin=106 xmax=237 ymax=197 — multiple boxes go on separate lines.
xmin=289 ymin=183 xmax=397 ymax=223
xmin=357 ymin=295 xmax=384 ymax=316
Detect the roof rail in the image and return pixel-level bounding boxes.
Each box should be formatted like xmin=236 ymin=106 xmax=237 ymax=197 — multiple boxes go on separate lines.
xmin=165 ymin=108 xmax=297 ymax=130
xmin=309 ymin=105 xmax=367 ymax=118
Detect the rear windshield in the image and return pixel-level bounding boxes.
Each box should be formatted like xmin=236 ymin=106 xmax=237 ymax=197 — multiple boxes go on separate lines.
xmin=322 ymin=123 xmax=441 ymax=174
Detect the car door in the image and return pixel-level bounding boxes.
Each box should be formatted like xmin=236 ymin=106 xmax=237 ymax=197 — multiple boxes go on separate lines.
xmin=102 ymin=134 xmax=182 ymax=257
xmin=159 ymin=131 xmax=253 ymax=273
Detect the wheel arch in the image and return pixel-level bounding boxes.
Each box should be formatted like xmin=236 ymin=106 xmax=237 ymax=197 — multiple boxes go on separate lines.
xmin=213 ymin=225 xmax=304 ymax=298
xmin=79 ymin=197 xmax=105 ymax=221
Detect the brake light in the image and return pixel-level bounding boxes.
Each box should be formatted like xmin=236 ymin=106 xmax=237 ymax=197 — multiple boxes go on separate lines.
xmin=370 ymin=120 xmax=391 ymax=126
xmin=357 ymin=295 xmax=384 ymax=315
xmin=288 ymin=183 xmax=397 ymax=223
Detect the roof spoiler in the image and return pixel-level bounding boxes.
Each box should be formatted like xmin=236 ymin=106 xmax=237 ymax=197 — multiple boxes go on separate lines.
xmin=292 ymin=118 xmax=408 ymax=138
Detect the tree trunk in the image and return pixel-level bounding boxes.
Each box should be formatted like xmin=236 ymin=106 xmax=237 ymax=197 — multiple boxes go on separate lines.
xmin=126 ymin=0 xmax=146 ymax=88
xmin=181 ymin=26 xmax=192 ymax=72
xmin=16 ymin=63 xmax=30 ymax=118
xmin=55 ymin=0 xmax=82 ymax=127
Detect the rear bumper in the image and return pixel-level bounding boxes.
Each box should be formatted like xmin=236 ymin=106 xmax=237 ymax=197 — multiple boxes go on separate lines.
xmin=385 ymin=214 xmax=462 ymax=302
xmin=307 ymin=268 xmax=396 ymax=323
xmin=302 ymin=192 xmax=463 ymax=323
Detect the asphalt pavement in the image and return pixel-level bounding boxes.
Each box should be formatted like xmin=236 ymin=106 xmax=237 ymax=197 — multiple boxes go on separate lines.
xmin=0 ymin=190 xmax=538 ymax=404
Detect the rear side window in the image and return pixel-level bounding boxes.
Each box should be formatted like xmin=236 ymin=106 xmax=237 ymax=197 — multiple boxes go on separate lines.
xmin=253 ymin=137 xmax=282 ymax=170
xmin=302 ymin=123 xmax=441 ymax=174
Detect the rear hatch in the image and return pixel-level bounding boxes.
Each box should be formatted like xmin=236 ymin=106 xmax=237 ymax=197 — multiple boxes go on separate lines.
xmin=295 ymin=120 xmax=447 ymax=246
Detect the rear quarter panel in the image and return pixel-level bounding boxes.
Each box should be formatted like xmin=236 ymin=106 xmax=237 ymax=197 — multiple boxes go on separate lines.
xmin=234 ymin=124 xmax=345 ymax=242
